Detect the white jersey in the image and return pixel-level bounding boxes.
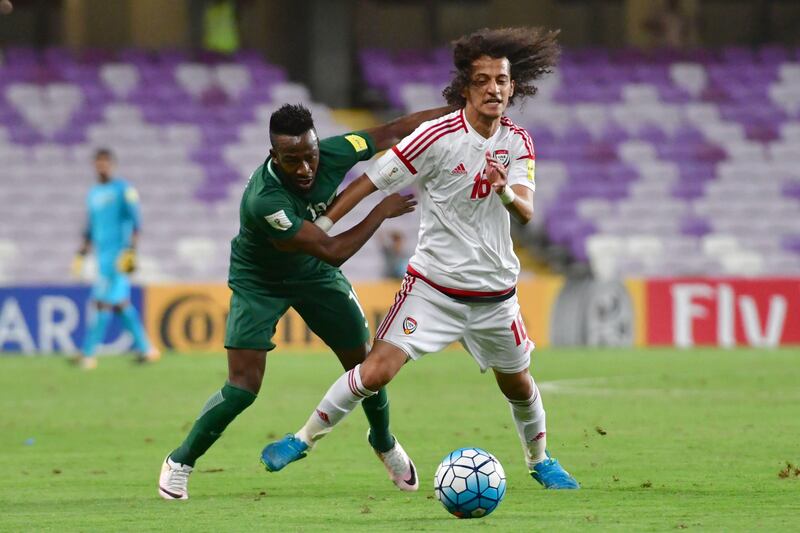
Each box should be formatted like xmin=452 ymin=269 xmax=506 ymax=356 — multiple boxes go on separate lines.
xmin=366 ymin=109 xmax=536 ymax=295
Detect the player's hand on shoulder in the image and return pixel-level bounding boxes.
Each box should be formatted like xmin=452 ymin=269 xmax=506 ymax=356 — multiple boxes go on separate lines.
xmin=376 ymin=193 xmax=417 ymax=219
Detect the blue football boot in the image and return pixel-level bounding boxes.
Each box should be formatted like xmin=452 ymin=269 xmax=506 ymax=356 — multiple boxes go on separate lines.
xmin=530 ymin=452 xmax=580 ymax=489
xmin=261 ymin=434 xmax=309 ymax=472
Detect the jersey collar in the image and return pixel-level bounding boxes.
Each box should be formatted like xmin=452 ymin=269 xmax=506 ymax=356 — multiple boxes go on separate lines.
xmin=463 ymin=110 xmax=504 ymax=147
xmin=264 ymin=158 xmax=282 ymax=184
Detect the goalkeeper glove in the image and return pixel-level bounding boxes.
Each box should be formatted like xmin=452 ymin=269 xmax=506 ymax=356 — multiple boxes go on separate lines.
xmin=70 ymin=253 xmax=85 ymax=278
xmin=117 ymin=248 xmax=137 ymax=273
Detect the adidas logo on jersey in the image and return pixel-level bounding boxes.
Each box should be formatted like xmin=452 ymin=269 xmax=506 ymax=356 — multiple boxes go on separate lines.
xmin=450 ymin=163 xmax=467 ymax=175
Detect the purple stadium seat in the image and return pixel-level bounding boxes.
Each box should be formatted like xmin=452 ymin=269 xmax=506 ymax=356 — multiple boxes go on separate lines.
xmin=1 ymin=45 xmax=798 ymax=280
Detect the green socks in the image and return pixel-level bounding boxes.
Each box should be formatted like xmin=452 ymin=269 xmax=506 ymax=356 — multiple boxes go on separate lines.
xmin=170 ymin=383 xmax=257 ymax=467
xmin=171 ymin=383 xmax=392 ymax=465
xmin=362 ymin=387 xmax=395 ymax=453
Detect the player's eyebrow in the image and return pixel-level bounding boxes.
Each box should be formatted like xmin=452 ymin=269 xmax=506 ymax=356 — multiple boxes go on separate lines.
xmin=283 ymin=150 xmax=317 ymax=161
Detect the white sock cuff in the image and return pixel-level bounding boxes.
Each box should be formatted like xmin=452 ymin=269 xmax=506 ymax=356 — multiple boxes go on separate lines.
xmin=348 ymin=364 xmax=376 ymax=398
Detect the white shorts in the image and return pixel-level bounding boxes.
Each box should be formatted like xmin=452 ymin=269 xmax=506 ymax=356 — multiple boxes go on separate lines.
xmin=375 ymin=274 xmax=533 ymax=374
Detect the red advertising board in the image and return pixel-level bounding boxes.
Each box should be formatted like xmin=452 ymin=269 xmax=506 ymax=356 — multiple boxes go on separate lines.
xmin=646 ymin=278 xmax=800 ymax=347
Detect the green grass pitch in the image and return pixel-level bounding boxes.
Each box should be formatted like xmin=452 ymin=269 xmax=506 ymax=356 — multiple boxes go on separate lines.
xmin=1 ymin=348 xmax=799 ymax=531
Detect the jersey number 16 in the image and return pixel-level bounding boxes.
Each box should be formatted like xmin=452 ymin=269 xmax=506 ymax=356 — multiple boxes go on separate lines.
xmin=470 ymin=173 xmax=491 ymax=200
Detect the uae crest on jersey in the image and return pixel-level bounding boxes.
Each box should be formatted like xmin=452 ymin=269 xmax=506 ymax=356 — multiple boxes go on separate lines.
xmin=493 ymin=149 xmax=510 ymax=167
xmin=402 ymin=316 xmax=417 ymax=335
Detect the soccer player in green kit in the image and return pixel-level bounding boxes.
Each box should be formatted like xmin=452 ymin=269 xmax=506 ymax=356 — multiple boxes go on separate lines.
xmin=159 ymin=103 xmax=451 ymax=499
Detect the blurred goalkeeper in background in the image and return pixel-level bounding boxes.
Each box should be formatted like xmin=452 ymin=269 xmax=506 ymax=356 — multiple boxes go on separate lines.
xmin=71 ymin=148 xmax=160 ymax=369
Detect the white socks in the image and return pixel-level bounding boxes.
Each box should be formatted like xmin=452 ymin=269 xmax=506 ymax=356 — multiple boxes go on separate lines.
xmin=507 ymin=376 xmax=548 ymax=469
xmin=296 ymin=364 xmax=376 ymax=447
xmin=295 ymin=364 xmax=546 ymax=470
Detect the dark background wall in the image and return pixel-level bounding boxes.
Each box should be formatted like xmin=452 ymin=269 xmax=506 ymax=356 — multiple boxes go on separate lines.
xmin=2 ymin=0 xmax=799 ymax=106
xmin=5 ymin=1 xmax=800 ymax=52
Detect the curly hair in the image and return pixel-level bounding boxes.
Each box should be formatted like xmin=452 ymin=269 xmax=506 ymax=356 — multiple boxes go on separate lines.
xmin=442 ymin=27 xmax=560 ymax=108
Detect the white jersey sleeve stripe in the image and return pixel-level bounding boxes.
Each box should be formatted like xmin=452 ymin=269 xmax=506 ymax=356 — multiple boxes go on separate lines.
xmin=501 ymin=117 xmax=535 ymax=160
xmin=516 ymin=132 xmax=535 ymax=159
xmin=401 ymin=115 xmax=463 ymax=161
xmin=511 ymin=127 xmax=535 ymax=160
xmin=391 ymin=145 xmax=417 ymax=174
xmin=408 ymin=122 xmax=465 ymax=162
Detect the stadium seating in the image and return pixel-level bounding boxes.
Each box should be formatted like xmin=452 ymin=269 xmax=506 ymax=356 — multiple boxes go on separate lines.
xmin=359 ymin=46 xmax=800 ymax=277
xmin=1 ymin=46 xmax=799 ymax=284
xmin=0 ymin=48 xmax=377 ymax=283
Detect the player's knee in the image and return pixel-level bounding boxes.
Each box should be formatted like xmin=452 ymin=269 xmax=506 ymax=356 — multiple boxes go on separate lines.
xmin=226 ymin=349 xmax=266 ymax=394
xmin=497 ymin=372 xmax=534 ymax=401
xmin=504 ymin=387 xmax=532 ymax=402
xmin=227 ymin=363 xmax=264 ymax=394
xmin=358 ymin=360 xmax=392 ymax=392
xmin=334 ymin=344 xmax=370 ymax=371
xmin=228 ymin=371 xmax=262 ymax=395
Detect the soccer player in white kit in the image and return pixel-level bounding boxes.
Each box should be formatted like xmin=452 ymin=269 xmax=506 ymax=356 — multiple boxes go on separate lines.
xmin=262 ymin=27 xmax=579 ymax=489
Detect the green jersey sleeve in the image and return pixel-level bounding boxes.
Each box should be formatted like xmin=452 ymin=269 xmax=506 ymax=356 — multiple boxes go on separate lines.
xmin=247 ymin=192 xmax=304 ymax=241
xmin=318 ymin=131 xmax=377 ymax=175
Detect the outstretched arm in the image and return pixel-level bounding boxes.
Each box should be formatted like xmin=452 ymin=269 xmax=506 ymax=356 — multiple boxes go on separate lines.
xmin=318 ymin=174 xmax=379 ymax=228
xmin=77 ymin=225 xmax=91 ymax=256
xmin=364 ymin=105 xmax=455 ymax=152
xmin=272 ymin=193 xmax=416 ymax=267
xmin=316 ymin=106 xmax=452 ymax=231
xmin=71 ymin=217 xmax=92 ymax=278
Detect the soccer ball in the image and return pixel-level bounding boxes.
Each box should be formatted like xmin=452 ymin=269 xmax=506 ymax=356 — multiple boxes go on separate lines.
xmin=434 ymin=447 xmax=506 ymax=519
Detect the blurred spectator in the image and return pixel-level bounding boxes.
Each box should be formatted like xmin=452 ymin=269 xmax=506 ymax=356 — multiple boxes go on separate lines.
xmin=643 ymin=0 xmax=699 ymax=49
xmin=380 ymin=231 xmax=409 ymax=280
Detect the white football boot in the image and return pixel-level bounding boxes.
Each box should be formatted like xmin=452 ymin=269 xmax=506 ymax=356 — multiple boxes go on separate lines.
xmin=370 ymin=432 xmax=419 ymax=492
xmin=158 ymin=456 xmax=192 ymax=500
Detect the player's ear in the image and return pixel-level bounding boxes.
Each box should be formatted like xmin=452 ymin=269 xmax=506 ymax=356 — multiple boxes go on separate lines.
xmin=509 ymin=79 xmax=515 ymax=98
xmin=269 ymin=148 xmax=278 ymax=162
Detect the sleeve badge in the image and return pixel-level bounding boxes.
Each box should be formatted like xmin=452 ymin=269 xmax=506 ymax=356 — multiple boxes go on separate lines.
xmin=345 ymin=134 xmax=368 ymax=153
xmin=264 ymin=210 xmax=293 ymax=231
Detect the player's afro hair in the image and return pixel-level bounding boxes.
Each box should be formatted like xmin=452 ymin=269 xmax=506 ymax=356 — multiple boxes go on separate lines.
xmin=269 ymin=104 xmax=315 ymax=138
xmin=442 ymin=27 xmax=560 ymax=108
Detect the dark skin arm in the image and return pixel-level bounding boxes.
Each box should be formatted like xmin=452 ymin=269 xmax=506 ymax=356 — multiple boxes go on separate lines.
xmin=317 ymin=105 xmax=455 ymax=227
xmin=271 ymin=193 xmax=416 ymax=267
xmin=77 ymin=219 xmax=91 ymax=256
xmin=324 ymin=142 xmax=537 ymax=228
xmin=322 ymin=174 xmax=379 ymax=226
xmin=77 ymin=236 xmax=91 ymax=256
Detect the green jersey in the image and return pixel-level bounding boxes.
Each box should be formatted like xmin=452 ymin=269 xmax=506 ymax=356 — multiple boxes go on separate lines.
xmin=228 ymin=132 xmax=377 ymax=291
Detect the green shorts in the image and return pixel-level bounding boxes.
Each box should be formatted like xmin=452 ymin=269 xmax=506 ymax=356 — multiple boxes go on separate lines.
xmin=224 ymin=273 xmax=370 ymax=352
